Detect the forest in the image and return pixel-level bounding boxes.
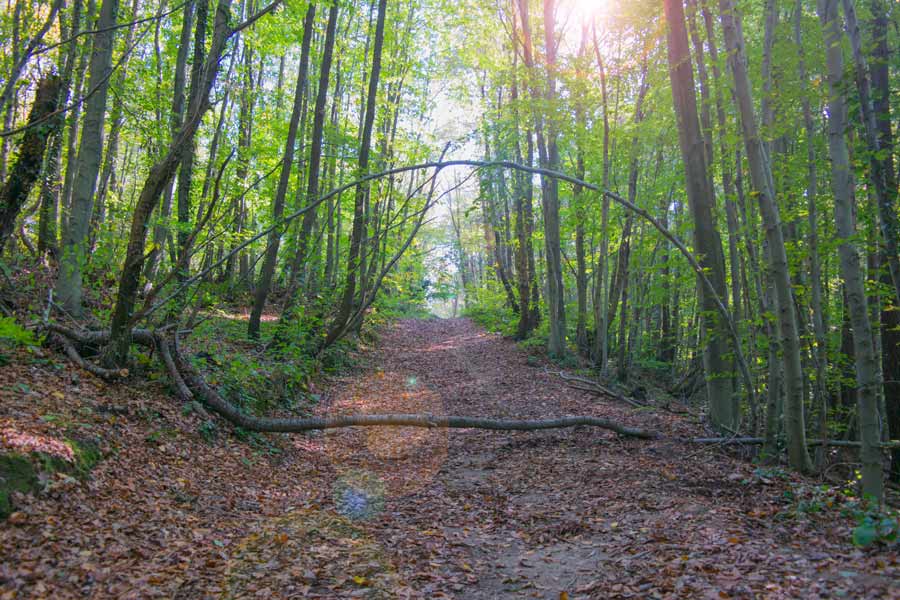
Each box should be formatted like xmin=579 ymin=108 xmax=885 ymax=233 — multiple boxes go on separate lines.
xmin=1 ymin=0 xmax=899 ymax=596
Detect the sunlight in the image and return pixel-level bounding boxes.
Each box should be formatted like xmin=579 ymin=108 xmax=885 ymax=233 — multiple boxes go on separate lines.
xmin=570 ymin=0 xmax=605 ymax=22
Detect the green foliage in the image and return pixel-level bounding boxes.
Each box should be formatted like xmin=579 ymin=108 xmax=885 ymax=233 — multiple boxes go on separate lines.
xmin=197 ymin=420 xmax=218 ymax=443
xmin=0 ymin=317 xmax=38 ymax=348
xmin=851 ymin=507 xmax=899 ymax=548
xmin=463 ymin=284 xmax=518 ymax=336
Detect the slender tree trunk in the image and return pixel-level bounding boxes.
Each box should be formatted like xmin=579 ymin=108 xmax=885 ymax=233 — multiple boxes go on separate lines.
xmin=39 ymin=0 xmax=82 ymax=256
xmin=144 ymin=0 xmax=194 ymax=289
xmin=868 ymin=0 xmax=900 ymax=480
xmin=717 ymin=0 xmax=811 ymax=467
xmin=840 ymin=0 xmax=900 ymax=307
xmin=591 ymin=21 xmax=611 ymax=371
xmin=794 ymin=0 xmax=830 ymax=468
xmin=664 ymin=0 xmax=736 ymax=432
xmin=540 ymin=0 xmax=566 ymax=356
xmin=574 ymin=24 xmax=589 ymax=355
xmin=91 ymin=0 xmax=140 ymax=252
xmin=325 ymin=0 xmax=387 ymax=349
xmin=279 ymin=1 xmax=339 ymax=327
xmin=173 ymin=0 xmax=209 ymax=278
xmin=104 ymin=0 xmax=232 ymax=367
xmin=818 ymin=0 xmax=882 ymax=500
xmin=56 ymin=0 xmax=119 ymax=316
xmin=247 ymin=3 xmax=316 ymax=338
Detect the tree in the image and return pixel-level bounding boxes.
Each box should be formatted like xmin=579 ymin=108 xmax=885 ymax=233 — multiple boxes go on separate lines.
xmin=56 ymin=0 xmax=120 ymax=316
xmin=663 ymin=0 xmax=736 ymax=432
xmin=817 ymin=0 xmax=882 ymax=501
xmin=248 ymin=3 xmax=316 ymax=339
xmin=716 ymin=0 xmax=812 ymax=470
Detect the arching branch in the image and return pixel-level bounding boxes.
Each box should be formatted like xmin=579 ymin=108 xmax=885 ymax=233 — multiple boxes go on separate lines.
xmin=138 ymin=159 xmax=753 ymax=405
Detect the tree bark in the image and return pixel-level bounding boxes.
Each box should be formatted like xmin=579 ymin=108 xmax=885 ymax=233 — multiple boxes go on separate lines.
xmin=0 ymin=76 xmax=63 ymax=253
xmin=143 ymin=0 xmax=195 ymax=290
xmin=717 ymin=0 xmax=811 ymax=468
xmin=325 ymin=0 xmax=387 ymax=349
xmin=840 ymin=0 xmax=900 ymax=307
xmin=664 ymin=0 xmax=736 ymax=432
xmin=247 ymin=3 xmax=316 ymax=339
xmin=173 ymin=0 xmax=210 ymax=278
xmin=818 ymin=0 xmax=882 ymax=499
xmin=55 ymin=0 xmax=119 ymax=316
xmin=104 ymin=0 xmax=232 ymax=367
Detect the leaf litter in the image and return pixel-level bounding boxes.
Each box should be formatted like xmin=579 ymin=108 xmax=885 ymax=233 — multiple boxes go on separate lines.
xmin=0 ymin=317 xmax=897 ymax=598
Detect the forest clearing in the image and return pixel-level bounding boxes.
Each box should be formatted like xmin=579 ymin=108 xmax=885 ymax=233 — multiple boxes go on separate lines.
xmin=1 ymin=0 xmax=900 ymax=597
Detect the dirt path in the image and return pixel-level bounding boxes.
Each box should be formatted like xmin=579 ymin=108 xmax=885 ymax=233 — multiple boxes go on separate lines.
xmin=308 ymin=318 xmax=898 ymax=599
xmin=2 ymin=317 xmax=898 ymax=599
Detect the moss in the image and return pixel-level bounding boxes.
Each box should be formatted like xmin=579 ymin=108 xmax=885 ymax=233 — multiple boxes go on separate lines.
xmin=67 ymin=437 xmax=102 ymax=476
xmin=0 ymin=454 xmax=39 ymax=519
xmin=0 ymin=438 xmax=101 ymax=519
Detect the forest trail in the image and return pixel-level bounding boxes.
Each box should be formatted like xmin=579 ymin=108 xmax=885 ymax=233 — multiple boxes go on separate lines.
xmin=296 ymin=317 xmax=897 ymax=599
xmin=1 ymin=318 xmax=898 ymax=599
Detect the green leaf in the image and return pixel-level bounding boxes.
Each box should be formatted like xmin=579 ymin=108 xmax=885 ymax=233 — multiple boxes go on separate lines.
xmin=852 ymin=523 xmax=878 ymax=547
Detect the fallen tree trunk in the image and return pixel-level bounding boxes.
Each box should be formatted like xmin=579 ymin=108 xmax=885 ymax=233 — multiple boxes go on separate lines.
xmin=688 ymin=437 xmax=900 ymax=448
xmin=47 ymin=325 xmax=657 ymax=438
xmin=49 ymin=326 xmax=900 ymax=452
xmin=169 ymin=340 xmax=656 ymax=437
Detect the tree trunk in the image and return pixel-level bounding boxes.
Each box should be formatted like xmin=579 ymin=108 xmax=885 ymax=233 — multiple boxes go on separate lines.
xmin=104 ymin=0 xmax=232 ymax=367
xmin=840 ymin=0 xmax=900 ymax=307
xmin=55 ymin=0 xmax=119 ymax=316
xmin=717 ymin=0 xmax=811 ymax=468
xmin=0 ymin=76 xmax=62 ymax=253
xmin=664 ymin=0 xmax=736 ymax=433
xmin=867 ymin=0 xmax=900 ymax=480
xmin=247 ymin=3 xmax=316 ymax=338
xmin=173 ymin=0 xmax=209 ymax=278
xmin=325 ymin=0 xmax=387 ymax=349
xmin=539 ymin=0 xmax=566 ymax=357
xmin=283 ymin=1 xmax=340 ymax=323
xmin=38 ymin=0 xmax=82 ymax=256
xmin=591 ymin=21 xmax=611 ymax=371
xmin=794 ymin=0 xmax=830 ymax=469
xmin=818 ymin=0 xmax=882 ymax=500
xmin=91 ymin=0 xmax=140 ymax=252
xmin=143 ymin=0 xmax=194 ymax=289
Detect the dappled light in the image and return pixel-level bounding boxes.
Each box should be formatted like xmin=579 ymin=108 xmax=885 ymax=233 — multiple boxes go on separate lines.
xmin=323 ymin=369 xmax=449 ymax=498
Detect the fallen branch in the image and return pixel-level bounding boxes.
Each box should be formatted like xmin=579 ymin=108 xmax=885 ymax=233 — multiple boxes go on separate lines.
xmin=49 ymin=333 xmax=128 ymax=380
xmin=157 ymin=337 xmax=193 ymax=402
xmin=46 ymin=325 xmax=658 ymax=439
xmin=688 ymin=437 xmax=900 ymax=449
xmin=557 ymin=371 xmax=646 ymax=409
xmin=170 ymin=341 xmax=657 ymax=438
xmin=47 ymin=323 xmax=155 ymax=347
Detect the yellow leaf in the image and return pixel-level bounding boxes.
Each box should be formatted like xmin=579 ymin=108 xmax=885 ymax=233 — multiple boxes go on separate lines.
xmin=560 ymin=593 xmax=569 ymax=600
xmin=352 ymin=575 xmax=368 ymax=586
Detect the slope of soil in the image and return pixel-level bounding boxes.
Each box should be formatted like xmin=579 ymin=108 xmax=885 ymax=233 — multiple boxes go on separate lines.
xmin=0 ymin=317 xmax=897 ymax=599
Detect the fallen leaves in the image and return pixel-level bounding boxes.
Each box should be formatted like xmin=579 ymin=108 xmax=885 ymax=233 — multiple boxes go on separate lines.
xmin=0 ymin=319 xmax=898 ymax=599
